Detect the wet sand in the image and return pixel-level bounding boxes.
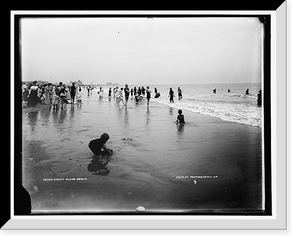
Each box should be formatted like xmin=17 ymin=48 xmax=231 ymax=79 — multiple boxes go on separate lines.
xmin=22 ymin=91 xmax=263 ymax=214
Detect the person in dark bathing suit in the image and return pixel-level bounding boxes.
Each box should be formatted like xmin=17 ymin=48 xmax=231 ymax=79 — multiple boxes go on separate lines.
xmin=146 ymin=86 xmax=151 ymax=107
xmin=108 ymin=87 xmax=112 ymax=99
xmin=178 ymin=87 xmax=182 ymax=100
xmin=257 ymin=90 xmax=262 ymax=106
xmin=176 ymin=109 xmax=185 ymax=124
xmin=70 ymin=82 xmax=76 ymax=104
xmin=169 ymin=88 xmax=175 ymax=103
xmin=124 ymin=84 xmax=130 ymax=108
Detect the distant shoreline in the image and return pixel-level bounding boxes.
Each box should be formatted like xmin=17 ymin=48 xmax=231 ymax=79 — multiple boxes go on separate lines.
xmin=22 ymin=80 xmax=119 ymax=87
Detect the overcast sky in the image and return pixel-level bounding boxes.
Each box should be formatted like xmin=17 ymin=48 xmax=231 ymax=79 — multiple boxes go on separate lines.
xmin=21 ymin=17 xmax=263 ymax=85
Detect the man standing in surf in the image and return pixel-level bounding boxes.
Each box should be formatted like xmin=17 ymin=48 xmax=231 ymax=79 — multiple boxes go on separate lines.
xmin=124 ymin=84 xmax=130 ymax=108
xmin=169 ymin=88 xmax=175 ymax=103
xmin=178 ymin=87 xmax=183 ymax=101
xmin=146 ymin=86 xmax=151 ymax=107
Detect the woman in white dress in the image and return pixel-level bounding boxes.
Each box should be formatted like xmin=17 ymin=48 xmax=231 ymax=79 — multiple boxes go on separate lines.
xmin=43 ymin=83 xmax=51 ymax=105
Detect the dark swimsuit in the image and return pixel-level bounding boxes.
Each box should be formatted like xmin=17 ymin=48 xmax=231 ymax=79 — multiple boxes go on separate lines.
xmin=177 ymin=114 xmax=185 ymax=123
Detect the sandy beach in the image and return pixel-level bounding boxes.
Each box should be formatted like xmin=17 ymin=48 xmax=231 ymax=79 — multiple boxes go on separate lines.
xmin=22 ymin=91 xmax=263 ymax=214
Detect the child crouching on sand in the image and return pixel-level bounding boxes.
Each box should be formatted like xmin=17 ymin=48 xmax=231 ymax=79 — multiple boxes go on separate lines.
xmin=88 ymin=133 xmax=113 ymax=156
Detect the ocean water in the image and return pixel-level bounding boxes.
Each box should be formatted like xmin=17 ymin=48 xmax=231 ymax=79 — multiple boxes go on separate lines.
xmin=150 ymin=83 xmax=262 ymax=128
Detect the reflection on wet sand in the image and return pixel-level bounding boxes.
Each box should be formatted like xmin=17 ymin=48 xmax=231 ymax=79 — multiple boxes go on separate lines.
xmin=176 ymin=122 xmax=185 ymax=135
xmin=124 ymin=108 xmax=129 ymax=126
xmin=169 ymin=106 xmax=173 ymax=115
xmin=69 ymin=106 xmax=75 ymax=124
xmin=39 ymin=107 xmax=51 ymax=127
xmin=146 ymin=107 xmax=150 ymax=125
xmin=87 ymin=156 xmax=110 ymax=176
xmin=27 ymin=111 xmax=39 ymax=133
xmin=27 ymin=111 xmax=38 ymax=124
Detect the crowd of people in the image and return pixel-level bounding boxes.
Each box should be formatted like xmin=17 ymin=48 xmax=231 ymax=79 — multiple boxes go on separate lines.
xmin=22 ymin=81 xmax=262 ymax=110
xmin=110 ymin=85 xmax=158 ymax=107
xmin=22 ymin=81 xmax=83 ymax=109
xmin=109 ymin=85 xmax=183 ymax=106
xmin=22 ymin=81 xmax=185 ymax=110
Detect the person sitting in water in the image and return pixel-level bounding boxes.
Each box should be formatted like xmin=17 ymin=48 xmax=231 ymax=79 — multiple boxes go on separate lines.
xmin=88 ymin=133 xmax=113 ymax=156
xmin=176 ymin=109 xmax=185 ymax=124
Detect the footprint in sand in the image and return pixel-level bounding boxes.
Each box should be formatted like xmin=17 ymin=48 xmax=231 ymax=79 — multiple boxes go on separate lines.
xmin=121 ymin=137 xmax=138 ymax=147
xmin=52 ymin=163 xmax=73 ymax=173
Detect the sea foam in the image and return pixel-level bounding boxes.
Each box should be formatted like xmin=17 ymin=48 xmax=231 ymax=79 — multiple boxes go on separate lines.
xmin=153 ymin=92 xmax=262 ymax=128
